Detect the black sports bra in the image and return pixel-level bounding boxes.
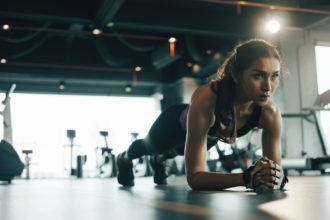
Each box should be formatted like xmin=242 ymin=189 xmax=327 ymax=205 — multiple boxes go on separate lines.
xmin=208 ymin=81 xmax=262 ymax=139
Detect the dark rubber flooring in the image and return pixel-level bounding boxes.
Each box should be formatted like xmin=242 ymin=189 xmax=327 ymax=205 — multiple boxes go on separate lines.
xmin=0 ymin=176 xmax=329 ymax=220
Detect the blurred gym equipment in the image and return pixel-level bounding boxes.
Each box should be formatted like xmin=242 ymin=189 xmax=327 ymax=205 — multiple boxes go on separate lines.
xmin=0 ymin=84 xmax=24 ymax=183
xmin=0 ymin=83 xmax=16 ymax=145
xmin=207 ymin=128 xmax=262 ymax=173
xmin=96 ymin=131 xmax=116 ymax=177
xmin=282 ymin=89 xmax=330 ymax=174
xmin=64 ymin=129 xmax=79 ymax=176
xmin=0 ymin=140 xmax=24 ymax=183
xmin=22 ymin=150 xmax=33 ymax=180
xmin=76 ymin=155 xmax=87 ymax=178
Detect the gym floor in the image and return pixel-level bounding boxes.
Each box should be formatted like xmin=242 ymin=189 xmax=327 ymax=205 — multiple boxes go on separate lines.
xmin=0 ymin=176 xmax=329 ymax=220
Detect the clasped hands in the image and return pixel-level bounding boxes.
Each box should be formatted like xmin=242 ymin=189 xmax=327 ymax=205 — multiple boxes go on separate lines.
xmin=249 ymin=156 xmax=286 ymax=191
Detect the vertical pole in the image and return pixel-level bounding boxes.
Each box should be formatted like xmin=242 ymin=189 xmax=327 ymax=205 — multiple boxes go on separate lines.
xmin=70 ymin=137 xmax=74 ymax=175
xmin=2 ymin=84 xmax=16 ymax=145
xmin=313 ymin=111 xmax=328 ymax=156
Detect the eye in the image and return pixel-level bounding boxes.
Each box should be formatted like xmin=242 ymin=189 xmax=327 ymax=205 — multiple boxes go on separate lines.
xmin=271 ymin=72 xmax=280 ymax=80
xmin=253 ymin=73 xmax=263 ymax=79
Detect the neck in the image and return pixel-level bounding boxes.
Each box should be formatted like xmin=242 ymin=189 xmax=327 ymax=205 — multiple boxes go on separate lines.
xmin=234 ymin=84 xmax=254 ymax=115
xmin=234 ymin=100 xmax=254 ymax=116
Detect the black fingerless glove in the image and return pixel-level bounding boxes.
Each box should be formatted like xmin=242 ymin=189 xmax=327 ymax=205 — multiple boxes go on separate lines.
xmin=280 ymin=175 xmax=289 ymax=190
xmin=243 ymin=165 xmax=255 ymax=189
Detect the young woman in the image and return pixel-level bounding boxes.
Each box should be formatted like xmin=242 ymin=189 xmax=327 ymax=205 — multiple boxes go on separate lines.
xmin=116 ymin=39 xmax=288 ymax=191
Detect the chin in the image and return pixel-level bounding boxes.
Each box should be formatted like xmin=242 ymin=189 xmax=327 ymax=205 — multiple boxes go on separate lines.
xmin=254 ymin=99 xmax=269 ymax=106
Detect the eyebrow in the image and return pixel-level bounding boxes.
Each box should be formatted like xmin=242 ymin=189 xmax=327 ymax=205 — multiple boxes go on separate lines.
xmin=251 ymin=69 xmax=280 ymax=75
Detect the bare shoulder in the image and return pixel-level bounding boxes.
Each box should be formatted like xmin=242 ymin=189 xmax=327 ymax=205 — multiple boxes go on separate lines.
xmin=258 ymin=100 xmax=282 ymax=129
xmin=190 ymin=83 xmax=216 ymax=108
xmin=189 ymin=83 xmax=217 ymax=128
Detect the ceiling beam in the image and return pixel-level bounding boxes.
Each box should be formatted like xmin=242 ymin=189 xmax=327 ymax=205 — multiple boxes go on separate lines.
xmin=0 ymin=11 xmax=91 ymax=24
xmin=95 ymin=0 xmax=126 ymax=27
xmin=111 ymin=22 xmax=249 ymax=38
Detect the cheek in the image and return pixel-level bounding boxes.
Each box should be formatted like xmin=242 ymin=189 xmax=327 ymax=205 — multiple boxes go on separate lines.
xmin=244 ymin=81 xmax=261 ymax=92
xmin=271 ymin=81 xmax=279 ymax=91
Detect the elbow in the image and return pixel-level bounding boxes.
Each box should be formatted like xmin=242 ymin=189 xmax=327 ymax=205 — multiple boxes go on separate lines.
xmin=186 ymin=172 xmax=204 ymax=191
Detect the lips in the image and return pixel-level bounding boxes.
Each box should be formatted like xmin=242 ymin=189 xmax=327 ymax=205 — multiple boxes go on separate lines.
xmin=259 ymin=95 xmax=270 ymax=101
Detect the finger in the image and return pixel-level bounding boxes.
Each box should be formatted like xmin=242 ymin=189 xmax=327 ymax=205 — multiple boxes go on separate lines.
xmin=255 ymin=160 xmax=269 ymax=169
xmin=260 ymin=158 xmax=282 ymax=169
xmin=262 ymin=156 xmax=270 ymax=162
xmin=258 ymin=168 xmax=282 ymax=179
xmin=274 ymin=169 xmax=283 ymax=178
xmin=258 ymin=168 xmax=275 ymax=177
xmin=259 ymin=179 xmax=275 ymax=188
xmin=267 ymin=160 xmax=283 ymax=172
xmin=261 ymin=162 xmax=281 ymax=171
xmin=260 ymin=175 xmax=280 ymax=185
xmin=255 ymin=157 xmax=269 ymax=165
xmin=266 ymin=162 xmax=280 ymax=170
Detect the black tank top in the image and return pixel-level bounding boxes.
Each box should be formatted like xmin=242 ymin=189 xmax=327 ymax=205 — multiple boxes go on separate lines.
xmin=208 ymin=81 xmax=262 ymax=139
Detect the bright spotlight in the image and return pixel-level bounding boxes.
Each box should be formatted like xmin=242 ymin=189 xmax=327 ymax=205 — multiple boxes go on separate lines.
xmin=92 ymin=28 xmax=102 ymax=35
xmin=2 ymin=24 xmax=10 ymax=30
xmin=266 ymin=20 xmax=281 ymax=33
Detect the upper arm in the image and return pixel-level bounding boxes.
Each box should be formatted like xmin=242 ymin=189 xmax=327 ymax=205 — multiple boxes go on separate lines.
xmin=259 ymin=102 xmax=282 ymax=165
xmin=184 ymin=86 xmax=215 ymax=183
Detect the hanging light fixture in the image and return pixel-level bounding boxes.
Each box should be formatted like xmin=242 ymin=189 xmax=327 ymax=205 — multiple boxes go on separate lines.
xmin=132 ymin=66 xmax=142 ymax=84
xmin=59 ymin=81 xmax=66 ymax=90
xmin=168 ymin=37 xmax=176 ymax=57
xmin=125 ymin=84 xmax=132 ymax=93
xmin=2 ymin=24 xmax=10 ymax=30
xmin=0 ymin=58 xmax=7 ymax=64
xmin=134 ymin=66 xmax=142 ymax=72
xmin=132 ymin=71 xmax=137 ymax=84
xmin=92 ymin=28 xmax=103 ymax=35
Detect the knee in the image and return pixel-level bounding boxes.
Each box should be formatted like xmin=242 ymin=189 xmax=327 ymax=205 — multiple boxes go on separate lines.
xmin=143 ymin=137 xmax=158 ymax=155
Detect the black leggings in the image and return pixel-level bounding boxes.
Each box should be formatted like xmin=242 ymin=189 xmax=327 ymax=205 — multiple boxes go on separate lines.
xmin=126 ymin=104 xmax=218 ymax=160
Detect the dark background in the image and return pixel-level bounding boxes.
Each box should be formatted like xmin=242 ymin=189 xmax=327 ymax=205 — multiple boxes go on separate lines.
xmin=1 ymin=0 xmax=329 ymax=95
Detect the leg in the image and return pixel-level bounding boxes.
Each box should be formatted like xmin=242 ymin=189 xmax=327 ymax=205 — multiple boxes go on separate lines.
xmin=149 ymin=150 xmax=179 ymax=185
xmin=127 ymin=139 xmax=149 ymax=160
xmin=117 ymin=104 xmax=188 ymax=186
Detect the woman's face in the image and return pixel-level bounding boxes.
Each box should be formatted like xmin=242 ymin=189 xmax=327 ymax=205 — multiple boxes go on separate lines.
xmin=235 ymin=56 xmax=281 ymax=106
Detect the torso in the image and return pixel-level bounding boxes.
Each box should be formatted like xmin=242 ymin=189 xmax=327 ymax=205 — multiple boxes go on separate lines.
xmin=180 ymin=82 xmax=262 ymax=141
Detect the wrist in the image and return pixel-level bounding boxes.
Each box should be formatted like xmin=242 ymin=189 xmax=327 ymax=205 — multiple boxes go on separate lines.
xmin=243 ymin=165 xmax=255 ymax=189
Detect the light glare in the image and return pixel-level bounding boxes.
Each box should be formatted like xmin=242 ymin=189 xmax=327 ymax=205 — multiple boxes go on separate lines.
xmin=266 ymin=20 xmax=281 ymax=33
xmin=2 ymin=24 xmax=10 ymax=30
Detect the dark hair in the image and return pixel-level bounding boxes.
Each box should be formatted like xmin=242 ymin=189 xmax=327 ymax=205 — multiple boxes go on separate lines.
xmin=212 ymin=39 xmax=282 ymax=143
xmin=216 ymin=39 xmax=281 ymax=80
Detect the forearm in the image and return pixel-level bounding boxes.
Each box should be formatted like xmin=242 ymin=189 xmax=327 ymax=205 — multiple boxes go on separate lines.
xmin=187 ymin=171 xmax=245 ymax=191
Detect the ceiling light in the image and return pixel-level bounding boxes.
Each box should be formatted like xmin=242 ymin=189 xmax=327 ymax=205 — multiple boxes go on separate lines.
xmin=59 ymin=81 xmax=65 ymax=90
xmin=0 ymin=58 xmax=7 ymax=64
xmin=2 ymin=24 xmax=10 ymax=30
xmin=186 ymin=62 xmax=193 ymax=68
xmin=213 ymin=52 xmax=222 ymax=61
xmin=168 ymin=37 xmax=176 ymax=43
xmin=192 ymin=64 xmax=201 ymax=73
xmin=92 ymin=28 xmax=102 ymax=35
xmin=134 ymin=66 xmax=142 ymax=72
xmin=266 ymin=19 xmax=281 ymax=33
xmin=125 ymin=84 xmax=132 ymax=93
xmin=168 ymin=37 xmax=177 ymax=57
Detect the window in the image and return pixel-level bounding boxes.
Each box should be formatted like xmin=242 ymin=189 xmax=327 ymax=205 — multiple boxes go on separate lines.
xmin=1 ymin=93 xmax=160 ymax=178
xmin=315 ymin=44 xmax=330 ymax=154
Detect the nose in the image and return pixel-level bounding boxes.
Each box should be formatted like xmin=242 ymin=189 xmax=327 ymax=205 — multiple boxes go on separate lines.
xmin=263 ymin=79 xmax=272 ymax=92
